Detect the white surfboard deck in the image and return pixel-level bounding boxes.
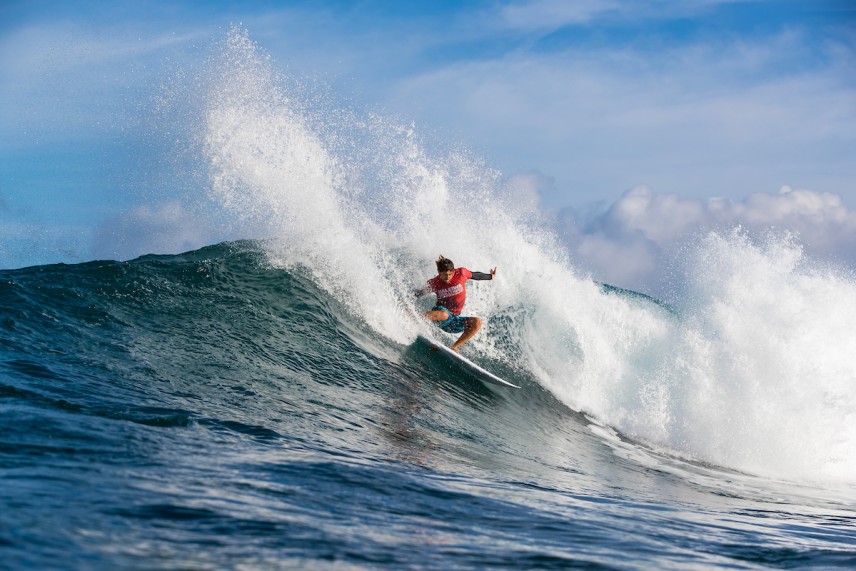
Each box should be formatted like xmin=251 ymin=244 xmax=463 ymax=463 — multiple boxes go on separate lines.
xmin=417 ymin=334 xmax=520 ymax=389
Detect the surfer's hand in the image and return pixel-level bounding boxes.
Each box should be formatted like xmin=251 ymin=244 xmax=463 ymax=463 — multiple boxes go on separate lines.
xmin=490 ymin=267 xmax=497 ymax=279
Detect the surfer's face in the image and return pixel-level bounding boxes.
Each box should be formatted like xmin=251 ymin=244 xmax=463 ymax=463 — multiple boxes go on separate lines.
xmin=439 ymin=268 xmax=454 ymax=283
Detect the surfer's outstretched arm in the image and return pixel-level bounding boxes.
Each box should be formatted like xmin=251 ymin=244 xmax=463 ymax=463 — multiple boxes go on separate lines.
xmin=470 ymin=267 xmax=497 ymax=281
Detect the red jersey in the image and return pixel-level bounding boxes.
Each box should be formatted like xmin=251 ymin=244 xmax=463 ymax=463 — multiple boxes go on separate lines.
xmin=427 ymin=267 xmax=473 ymax=315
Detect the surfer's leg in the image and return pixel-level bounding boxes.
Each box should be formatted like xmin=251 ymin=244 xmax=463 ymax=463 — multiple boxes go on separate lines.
xmin=450 ymin=317 xmax=481 ymax=351
xmin=425 ymin=308 xmax=451 ymax=322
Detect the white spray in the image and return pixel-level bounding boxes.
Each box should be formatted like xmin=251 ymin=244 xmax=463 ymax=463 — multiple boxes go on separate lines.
xmin=199 ymin=28 xmax=856 ymax=484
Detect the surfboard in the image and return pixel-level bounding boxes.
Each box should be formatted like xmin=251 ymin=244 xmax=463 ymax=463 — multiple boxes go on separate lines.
xmin=417 ymin=334 xmax=520 ymax=389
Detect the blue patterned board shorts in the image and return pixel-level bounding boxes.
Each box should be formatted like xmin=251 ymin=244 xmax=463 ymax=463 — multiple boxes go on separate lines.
xmin=433 ymin=306 xmax=471 ymax=334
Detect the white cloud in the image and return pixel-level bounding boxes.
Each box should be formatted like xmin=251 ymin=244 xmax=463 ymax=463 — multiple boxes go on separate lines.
xmin=92 ymin=201 xmax=215 ymax=262
xmin=386 ymin=26 xmax=855 ymax=209
xmin=562 ymin=186 xmax=856 ymax=296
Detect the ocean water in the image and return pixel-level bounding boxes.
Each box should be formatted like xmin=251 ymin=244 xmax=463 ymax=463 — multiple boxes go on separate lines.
xmin=2 ymin=28 xmax=855 ymax=569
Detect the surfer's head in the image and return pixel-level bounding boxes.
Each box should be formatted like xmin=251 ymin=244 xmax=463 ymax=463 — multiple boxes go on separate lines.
xmin=435 ymin=256 xmax=454 ymax=273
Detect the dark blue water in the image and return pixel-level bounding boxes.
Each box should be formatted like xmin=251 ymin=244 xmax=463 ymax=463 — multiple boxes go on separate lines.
xmin=1 ymin=242 xmax=854 ymax=569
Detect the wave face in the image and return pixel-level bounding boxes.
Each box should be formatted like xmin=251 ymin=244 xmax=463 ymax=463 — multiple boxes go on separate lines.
xmin=2 ymin=28 xmax=855 ymax=569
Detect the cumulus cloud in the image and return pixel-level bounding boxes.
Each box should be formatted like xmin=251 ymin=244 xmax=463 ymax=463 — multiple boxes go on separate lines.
xmin=92 ymin=201 xmax=216 ymax=262
xmin=560 ymin=186 xmax=856 ymax=296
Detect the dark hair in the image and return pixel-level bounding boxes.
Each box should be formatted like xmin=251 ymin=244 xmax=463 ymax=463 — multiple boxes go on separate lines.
xmin=435 ymin=255 xmax=454 ymax=272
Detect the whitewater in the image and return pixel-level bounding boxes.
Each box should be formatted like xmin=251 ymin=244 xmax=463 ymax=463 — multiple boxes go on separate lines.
xmin=1 ymin=28 xmax=854 ymax=569
xmin=200 ymin=29 xmax=856 ymax=484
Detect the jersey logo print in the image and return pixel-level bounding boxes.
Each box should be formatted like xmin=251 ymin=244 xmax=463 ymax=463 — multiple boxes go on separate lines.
xmin=437 ymin=284 xmax=463 ymax=299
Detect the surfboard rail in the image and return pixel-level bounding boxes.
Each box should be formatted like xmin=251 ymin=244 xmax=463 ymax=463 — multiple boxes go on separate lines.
xmin=416 ymin=334 xmax=520 ymax=388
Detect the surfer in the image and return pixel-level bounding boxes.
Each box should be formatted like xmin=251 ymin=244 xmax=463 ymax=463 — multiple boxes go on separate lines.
xmin=416 ymin=255 xmax=497 ymax=351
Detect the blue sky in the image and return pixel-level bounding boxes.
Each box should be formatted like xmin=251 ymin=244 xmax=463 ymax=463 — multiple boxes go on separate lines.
xmin=1 ymin=0 xmax=855 ymax=279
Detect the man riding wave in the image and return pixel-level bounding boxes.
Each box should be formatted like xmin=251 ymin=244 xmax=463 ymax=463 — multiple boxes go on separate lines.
xmin=415 ymin=255 xmax=497 ymax=351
